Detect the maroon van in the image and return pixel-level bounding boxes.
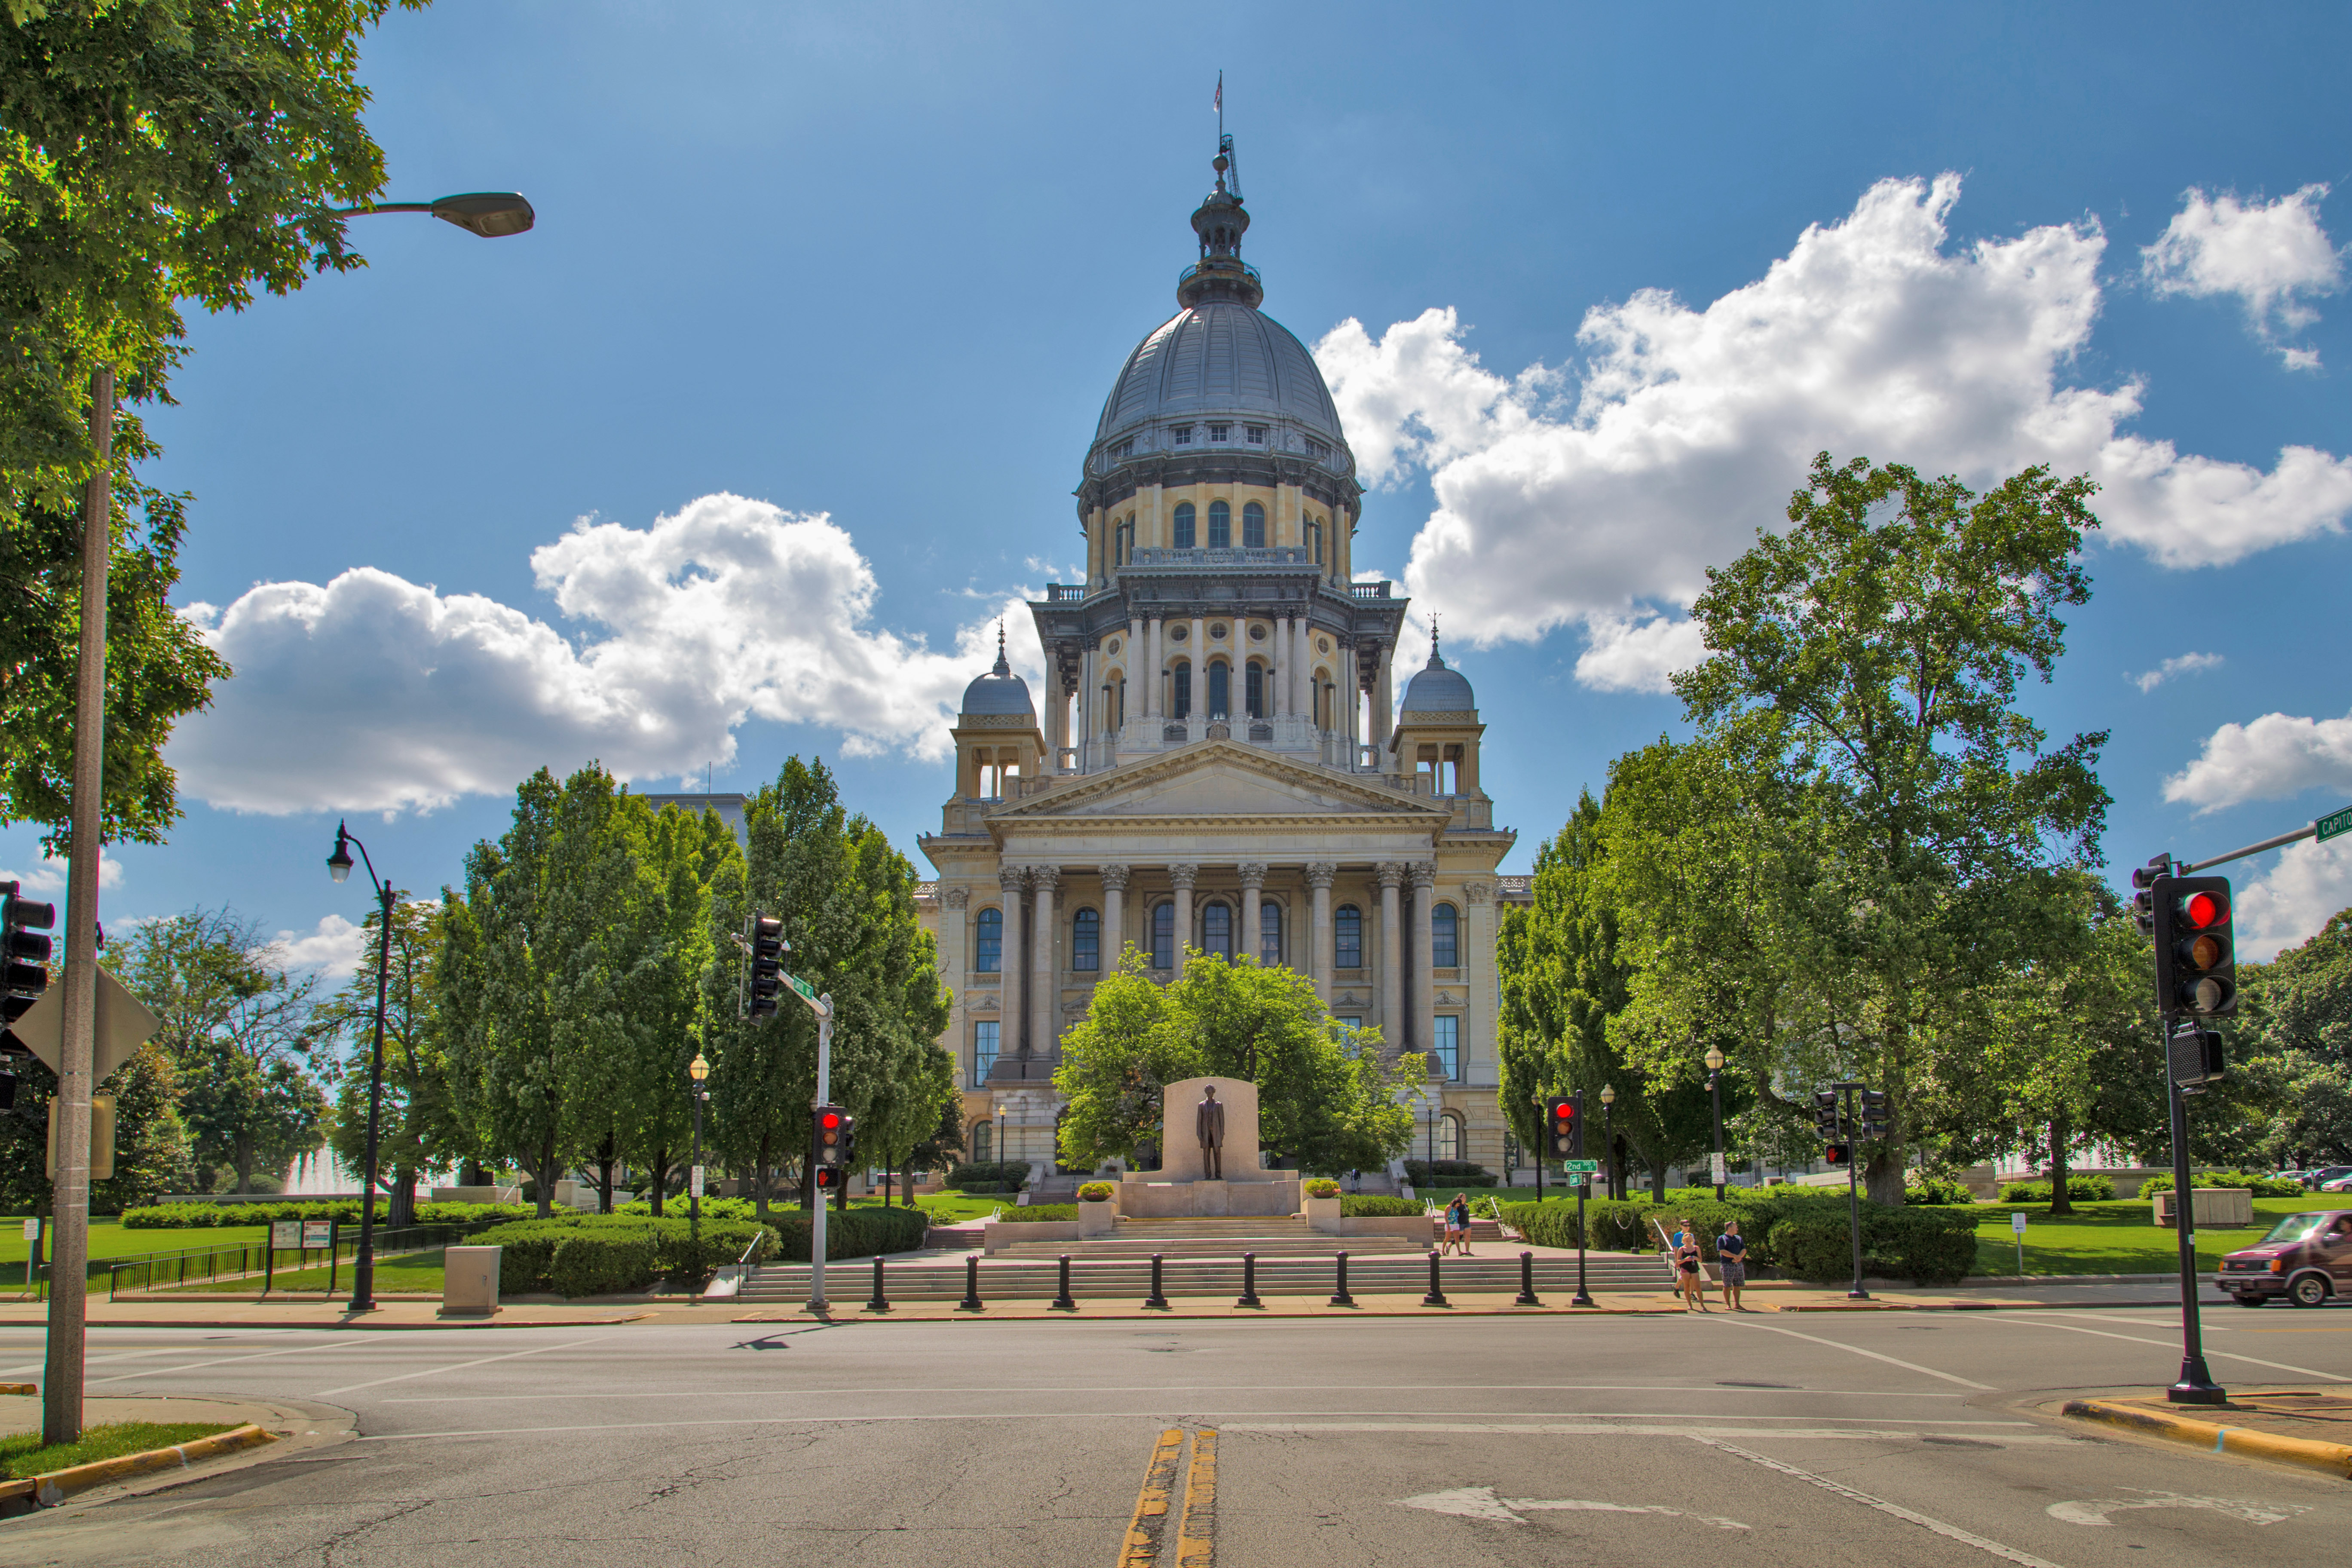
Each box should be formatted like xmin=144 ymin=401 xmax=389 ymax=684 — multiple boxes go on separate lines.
xmin=2215 ymin=1210 xmax=2352 ymax=1307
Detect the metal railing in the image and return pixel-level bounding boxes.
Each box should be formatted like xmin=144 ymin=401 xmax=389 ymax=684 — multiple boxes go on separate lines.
xmin=101 ymin=1220 xmax=500 ymax=1301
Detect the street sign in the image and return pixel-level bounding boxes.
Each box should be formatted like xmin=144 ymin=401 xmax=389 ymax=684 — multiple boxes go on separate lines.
xmin=11 ymin=964 xmax=159 ymax=1084
xmin=1564 ymin=1159 xmax=1599 ymax=1175
xmin=690 ymin=1166 xmax=706 ymax=1199
xmin=2319 ymin=804 xmax=2352 ymax=843
xmin=21 ymin=1217 xmax=37 ymax=1243
xmin=301 ymin=1219 xmax=334 ymax=1250
xmin=2012 ymin=1212 xmax=2028 ymax=1233
xmin=271 ymin=1220 xmax=301 ymax=1250
xmin=786 ymin=972 xmax=817 ymax=1001
xmin=1709 ymin=1153 xmax=1728 ymax=1183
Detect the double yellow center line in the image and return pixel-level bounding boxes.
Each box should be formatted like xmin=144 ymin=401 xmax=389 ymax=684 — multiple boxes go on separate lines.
xmin=1120 ymin=1426 xmax=1216 ymax=1567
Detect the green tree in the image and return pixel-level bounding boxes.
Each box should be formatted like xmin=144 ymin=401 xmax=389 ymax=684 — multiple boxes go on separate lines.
xmin=1053 ymin=952 xmax=1203 ymax=1171
xmin=317 ymin=896 xmax=459 ymax=1227
xmin=1 ymin=1 xmax=420 ymax=845
xmin=1496 ymin=793 xmax=1600 ymax=1181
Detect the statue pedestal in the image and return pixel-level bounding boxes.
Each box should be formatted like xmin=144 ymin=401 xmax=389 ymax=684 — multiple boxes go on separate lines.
xmin=1118 ymin=1172 xmax=1300 ymax=1218
xmin=1115 ymin=1075 xmax=1299 ymax=1217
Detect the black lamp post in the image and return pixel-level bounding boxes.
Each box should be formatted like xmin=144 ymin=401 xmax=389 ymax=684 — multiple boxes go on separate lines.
xmin=1599 ymin=1084 xmax=1617 ymax=1202
xmin=1706 ymin=1046 xmax=1727 ymax=1201
xmin=326 ymin=821 xmax=394 ymax=1313
xmin=688 ymin=1051 xmax=710 ymax=1242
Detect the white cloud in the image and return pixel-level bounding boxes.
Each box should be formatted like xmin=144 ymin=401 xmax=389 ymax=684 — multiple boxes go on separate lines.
xmin=1573 ymin=615 xmax=1710 ymax=695
xmin=271 ymin=914 xmax=368 ymax=979
xmin=2234 ymin=838 xmax=2352 ymax=962
xmin=2164 ymin=709 xmax=2352 ymax=813
xmin=171 ymin=493 xmax=1043 ymax=816
xmin=2142 ymin=184 xmax=2341 ymax=366
xmin=0 ymin=854 xmax=125 ymax=897
xmin=1315 ymin=175 xmax=2352 ymax=683
xmin=2130 ymin=651 xmax=2223 ymax=693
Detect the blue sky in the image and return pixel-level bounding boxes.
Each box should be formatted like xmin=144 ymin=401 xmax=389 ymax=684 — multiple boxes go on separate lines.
xmin=8 ymin=1 xmax=2352 ymax=973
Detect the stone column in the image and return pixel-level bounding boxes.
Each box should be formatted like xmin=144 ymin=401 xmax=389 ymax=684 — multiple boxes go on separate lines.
xmin=1169 ymin=863 xmax=1197 ymax=972
xmin=1144 ymin=618 xmax=1161 ymax=719
xmin=1190 ymin=613 xmax=1206 ymax=719
xmin=1100 ymin=864 xmax=1129 ymax=969
xmin=999 ymin=866 xmax=1028 ymax=1055
xmin=1411 ymin=863 xmax=1438 ymax=1068
xmin=1078 ymin=646 xmax=1093 ymax=761
xmin=1292 ymin=617 xmax=1311 ymax=722
xmin=1377 ymin=862 xmax=1405 ymax=1052
xmin=1237 ymin=862 xmax=1266 ymax=966
xmin=1045 ymin=674 xmax=1066 ymax=764
xmin=1271 ymin=613 xmax=1288 ymax=718
xmin=1031 ymin=865 xmax=1059 ymax=1063
xmin=1462 ymin=879 xmax=1495 ymax=1085
xmin=1306 ymin=863 xmax=1336 ymax=997
xmin=1373 ymin=647 xmax=1394 ymax=762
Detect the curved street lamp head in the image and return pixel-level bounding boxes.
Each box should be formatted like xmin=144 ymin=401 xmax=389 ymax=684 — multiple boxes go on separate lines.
xmin=328 ymin=823 xmax=355 ymax=884
xmin=1704 ymin=1046 xmax=1726 ymax=1072
xmin=1599 ymin=1084 xmax=1616 ymax=1107
xmin=431 ymin=191 xmax=535 ymax=237
xmin=689 ymin=1052 xmax=710 ymax=1083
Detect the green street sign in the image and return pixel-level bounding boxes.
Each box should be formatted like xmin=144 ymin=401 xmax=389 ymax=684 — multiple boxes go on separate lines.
xmin=2319 ymin=805 xmax=2352 ymax=843
xmin=1563 ymin=1159 xmax=1599 ymax=1174
xmin=786 ymin=972 xmax=818 ymax=1001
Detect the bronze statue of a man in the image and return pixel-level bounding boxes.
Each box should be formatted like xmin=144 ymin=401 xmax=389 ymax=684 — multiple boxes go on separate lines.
xmin=1196 ymin=1084 xmax=1226 ymax=1180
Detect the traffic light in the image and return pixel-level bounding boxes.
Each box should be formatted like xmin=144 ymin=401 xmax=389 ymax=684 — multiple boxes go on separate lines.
xmin=2130 ymin=854 xmax=2171 ymax=937
xmin=1823 ymin=1143 xmax=1852 ymax=1167
xmin=1544 ymin=1094 xmax=1582 ymax=1159
xmin=2153 ymin=875 xmax=2236 ymax=1018
xmin=1858 ymin=1089 xmax=1890 ymax=1138
xmin=812 ymin=1166 xmax=842 ymax=1191
xmin=2167 ymin=1021 xmax=2226 ymax=1089
xmin=2 ymin=880 xmax=55 ymax=1047
xmin=812 ymin=1103 xmax=846 ymax=1171
xmin=838 ymin=1113 xmax=858 ymax=1172
xmin=1812 ymin=1089 xmax=1841 ymax=1141
xmin=744 ymin=912 xmax=786 ymax=1018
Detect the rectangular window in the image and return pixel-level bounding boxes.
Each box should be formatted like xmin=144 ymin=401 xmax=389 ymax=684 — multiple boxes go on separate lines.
xmin=1260 ymin=901 xmax=1283 ymax=966
xmin=1208 ymin=422 xmax=1231 ymax=441
xmin=1337 ymin=1016 xmax=1363 ymax=1037
xmin=1073 ymin=908 xmax=1099 ymax=971
xmin=1431 ymin=903 xmax=1458 ymax=968
xmin=1307 ymin=439 xmax=1329 ymax=460
xmin=1173 ymin=426 xmax=1193 ymax=445
xmin=1152 ymin=902 xmax=1175 ymax=971
xmin=1334 ymin=905 xmax=1363 ymax=969
xmin=1433 ymin=1015 xmax=1460 ymax=1080
xmin=974 ymin=1020 xmax=999 ymax=1085
xmin=1245 ymin=425 xmax=1266 ymax=444
xmin=1246 ymin=663 xmax=1263 ymax=718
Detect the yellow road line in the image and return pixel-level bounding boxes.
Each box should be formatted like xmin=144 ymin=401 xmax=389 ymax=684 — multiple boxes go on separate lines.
xmin=1176 ymin=1428 xmax=1216 ymax=1567
xmin=1118 ymin=1428 xmax=1185 ymax=1567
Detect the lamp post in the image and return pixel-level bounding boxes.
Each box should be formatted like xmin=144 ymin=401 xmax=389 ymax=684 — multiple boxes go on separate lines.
xmin=326 ymin=822 xmax=395 ymax=1313
xmin=1599 ymin=1085 xmax=1617 ymax=1202
xmin=688 ymin=1052 xmax=710 ymax=1243
xmin=996 ymin=1105 xmax=1007 ymax=1172
xmin=1705 ymin=1046 xmax=1727 ymax=1201
xmin=329 ymin=190 xmax=536 ymax=237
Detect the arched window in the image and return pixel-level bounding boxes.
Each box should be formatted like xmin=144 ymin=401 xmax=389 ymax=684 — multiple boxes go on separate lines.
xmin=1245 ymin=663 xmax=1264 ymax=718
xmin=1207 ymin=660 xmax=1230 ymax=718
xmin=1152 ymin=902 xmax=1175 ymax=971
xmin=1173 ymin=501 xmax=1196 ymax=550
xmin=1335 ymin=904 xmax=1363 ymax=969
xmin=971 ymin=1121 xmax=992 ymax=1161
xmin=1432 ymin=902 xmax=1458 ymax=968
xmin=1243 ymin=501 xmax=1265 ymax=548
xmin=1260 ymin=900 xmax=1283 ymax=966
xmin=976 ymin=907 xmax=1003 ymax=973
xmin=1173 ymin=662 xmax=1192 ymax=719
xmin=1310 ymin=521 xmax=1323 ymax=567
xmin=1436 ymin=1111 xmax=1463 ymax=1162
xmin=1208 ymin=499 xmax=1231 ymax=548
xmin=1073 ymin=908 xmax=1099 ymax=972
xmin=1202 ymin=901 xmax=1232 ymax=959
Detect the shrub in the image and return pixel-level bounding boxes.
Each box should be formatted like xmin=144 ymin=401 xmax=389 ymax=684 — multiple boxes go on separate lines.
xmin=1905 ymin=1176 xmax=1975 ymax=1206
xmin=1077 ymin=1182 xmax=1115 ymax=1202
xmin=2138 ymin=1171 xmax=2300 ymax=1197
xmin=121 ymin=1199 xmax=533 ymax=1230
xmin=614 ymin=1196 xmax=761 ymax=1221
xmin=1764 ymin=1206 xmax=1978 ymax=1285
xmin=765 ymin=1205 xmax=930 ymax=1262
xmin=1999 ymin=1175 xmax=2119 ymax=1203
xmin=1341 ymin=1195 xmax=1424 ymax=1218
xmin=1303 ymin=1178 xmax=1341 ymax=1200
xmin=998 ymin=1204 xmax=1079 ymax=1223
xmin=472 ymin=1215 xmax=776 ymax=1295
xmin=1404 ymin=1160 xmax=1496 ymax=1189
xmin=945 ymin=1161 xmax=1031 ymax=1191
xmin=548 ymin=1232 xmax=660 ymax=1296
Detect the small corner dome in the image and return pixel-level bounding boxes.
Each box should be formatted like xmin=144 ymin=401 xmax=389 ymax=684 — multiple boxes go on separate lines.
xmin=1400 ymin=636 xmax=1475 ymax=714
xmin=961 ymin=641 xmax=1034 ymax=717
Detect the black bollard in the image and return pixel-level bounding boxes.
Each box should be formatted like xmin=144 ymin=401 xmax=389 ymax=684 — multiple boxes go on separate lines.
xmin=1237 ymin=1251 xmax=1261 ymax=1308
xmin=1515 ymin=1249 xmax=1540 ymax=1307
xmin=1423 ymin=1248 xmax=1449 ymax=1308
xmin=1329 ymin=1250 xmax=1354 ymax=1308
xmin=958 ymin=1253 xmax=983 ymax=1311
xmin=867 ymin=1254 xmax=891 ymax=1313
xmin=1054 ymin=1253 xmax=1077 ymax=1311
xmin=1145 ymin=1252 xmax=1169 ymax=1310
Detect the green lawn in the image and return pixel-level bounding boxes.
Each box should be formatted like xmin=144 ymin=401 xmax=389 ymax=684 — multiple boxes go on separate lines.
xmin=157 ymin=1247 xmax=450 ymax=1296
xmin=0 ymin=1421 xmax=234 ymax=1478
xmin=0 ymin=1219 xmax=270 ymax=1268
xmin=1963 ymin=1194 xmax=2345 ymax=1276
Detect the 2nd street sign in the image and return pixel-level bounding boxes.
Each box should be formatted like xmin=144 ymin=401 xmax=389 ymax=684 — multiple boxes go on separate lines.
xmin=2319 ymin=804 xmax=2352 ymax=843
xmin=1564 ymin=1159 xmax=1600 ymax=1174
xmin=786 ymin=972 xmax=818 ymax=1002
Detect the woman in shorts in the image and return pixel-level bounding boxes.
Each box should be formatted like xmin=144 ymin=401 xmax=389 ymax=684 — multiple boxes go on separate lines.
xmin=1444 ymin=1193 xmax=1472 ymax=1256
xmin=1673 ymin=1218 xmax=1707 ymax=1311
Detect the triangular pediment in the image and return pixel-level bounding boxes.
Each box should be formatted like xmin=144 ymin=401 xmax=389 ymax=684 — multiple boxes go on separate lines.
xmin=991 ymin=740 xmax=1446 ymax=824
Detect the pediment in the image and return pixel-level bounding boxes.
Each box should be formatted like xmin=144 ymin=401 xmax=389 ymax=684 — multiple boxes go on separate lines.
xmin=992 ymin=741 xmax=1444 ymax=824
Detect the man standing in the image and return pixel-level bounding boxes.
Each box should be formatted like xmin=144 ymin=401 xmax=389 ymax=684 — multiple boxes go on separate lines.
xmin=1197 ymin=1085 xmax=1226 ymax=1180
xmin=1716 ymin=1218 xmax=1748 ymax=1311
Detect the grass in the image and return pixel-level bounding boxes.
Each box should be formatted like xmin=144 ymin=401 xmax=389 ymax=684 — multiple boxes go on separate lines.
xmin=0 ymin=1220 xmax=270 ymax=1269
xmin=1963 ymin=1194 xmax=2346 ymax=1276
xmin=155 ymin=1248 xmax=450 ymax=1296
xmin=0 ymin=1421 xmax=235 ymax=1479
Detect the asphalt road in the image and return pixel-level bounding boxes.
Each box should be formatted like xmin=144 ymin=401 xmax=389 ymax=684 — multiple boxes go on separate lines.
xmin=0 ymin=1303 xmax=2347 ymax=1567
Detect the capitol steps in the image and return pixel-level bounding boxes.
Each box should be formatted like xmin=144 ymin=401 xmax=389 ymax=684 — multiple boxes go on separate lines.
xmin=734 ymin=1251 xmax=1669 ymax=1303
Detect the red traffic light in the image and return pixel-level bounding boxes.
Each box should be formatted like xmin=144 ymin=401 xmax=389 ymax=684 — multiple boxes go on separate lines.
xmin=820 ymin=1111 xmax=841 ymax=1130
xmin=2182 ymin=890 xmax=2226 ymax=929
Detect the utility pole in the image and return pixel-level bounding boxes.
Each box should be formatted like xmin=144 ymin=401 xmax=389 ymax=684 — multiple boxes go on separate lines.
xmin=808 ymin=994 xmax=833 ymax=1313
xmin=44 ymin=366 xmax=113 ymax=1446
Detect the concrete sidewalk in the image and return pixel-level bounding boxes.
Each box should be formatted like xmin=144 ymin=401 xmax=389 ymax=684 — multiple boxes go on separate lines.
xmin=2058 ymin=1386 xmax=2352 ymax=1480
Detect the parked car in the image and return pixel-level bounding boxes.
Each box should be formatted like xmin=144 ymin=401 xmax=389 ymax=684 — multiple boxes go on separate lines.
xmin=2325 ymin=1174 xmax=2352 ymax=1193
xmin=2216 ymin=1210 xmax=2352 ymax=1307
xmin=2300 ymin=1166 xmax=2352 ymax=1189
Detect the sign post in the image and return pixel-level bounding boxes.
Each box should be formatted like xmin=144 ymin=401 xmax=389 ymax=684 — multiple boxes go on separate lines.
xmin=21 ymin=1217 xmax=36 ymax=1295
xmin=1564 ymin=1159 xmax=1599 ymax=1308
xmin=2011 ymin=1211 xmax=2027 ymax=1275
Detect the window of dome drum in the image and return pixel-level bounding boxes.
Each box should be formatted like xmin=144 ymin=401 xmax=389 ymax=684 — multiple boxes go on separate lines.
xmin=1173 ymin=426 xmax=1192 ymax=445
xmin=1208 ymin=499 xmax=1230 ymax=548
xmin=1152 ymin=903 xmax=1175 ymax=970
xmin=1106 ymin=637 xmax=1120 ymax=655
xmin=1169 ymin=623 xmax=1188 ymax=642
xmin=1208 ymin=423 xmax=1230 ymax=441
xmin=1243 ymin=501 xmax=1265 ymax=548
xmin=1335 ymin=905 xmax=1363 ymax=968
xmin=1202 ymin=902 xmax=1231 ymax=959
xmin=1432 ymin=903 xmax=1458 ymax=968
xmin=1261 ymin=902 xmax=1282 ymax=965
xmin=974 ymin=1021 xmax=998 ymax=1085
xmin=1434 ymin=1017 xmax=1461 ymax=1080
xmin=1249 ymin=622 xmax=1266 ymax=640
xmin=1246 ymin=426 xmax=1266 ymax=444
xmin=1173 ymin=502 xmax=1196 ymax=549
xmin=975 ymin=908 xmax=1002 ymax=973
xmin=1073 ymin=908 xmax=1099 ymax=972
xmin=1209 ymin=622 xmax=1227 ymax=639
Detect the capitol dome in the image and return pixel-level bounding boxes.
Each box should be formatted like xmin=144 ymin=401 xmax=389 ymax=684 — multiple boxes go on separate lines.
xmin=1400 ymin=633 xmax=1476 ymax=713
xmin=960 ymin=635 xmax=1034 ymax=717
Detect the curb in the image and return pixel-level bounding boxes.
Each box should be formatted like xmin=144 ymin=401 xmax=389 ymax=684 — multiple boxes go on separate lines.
xmin=2061 ymin=1398 xmax=2352 ymax=1480
xmin=0 ymin=1385 xmax=31 ymax=1396
xmin=0 ymin=1423 xmax=279 ymax=1510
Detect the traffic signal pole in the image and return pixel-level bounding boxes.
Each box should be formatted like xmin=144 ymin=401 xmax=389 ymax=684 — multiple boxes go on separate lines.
xmin=2162 ymin=1059 xmax=2221 ymax=1403
xmin=1841 ymin=1083 xmax=1867 ymax=1302
xmin=808 ymin=993 xmax=833 ymax=1314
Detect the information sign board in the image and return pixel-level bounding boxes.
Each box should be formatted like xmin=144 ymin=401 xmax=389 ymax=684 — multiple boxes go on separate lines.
xmin=301 ymin=1219 xmax=334 ymax=1250
xmin=2011 ymin=1212 xmax=2028 ymax=1234
xmin=690 ymin=1165 xmax=706 ymax=1199
xmin=271 ymin=1220 xmax=301 ymax=1250
xmin=21 ymin=1217 xmax=37 ymax=1243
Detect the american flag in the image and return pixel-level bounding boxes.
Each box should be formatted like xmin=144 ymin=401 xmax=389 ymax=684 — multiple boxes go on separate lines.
xmin=1213 ymin=74 xmax=1221 ymax=114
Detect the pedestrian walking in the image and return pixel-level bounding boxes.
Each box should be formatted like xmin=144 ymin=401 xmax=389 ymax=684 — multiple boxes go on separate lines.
xmin=1673 ymin=1218 xmax=1706 ymax=1311
xmin=1444 ymin=1192 xmax=1472 ymax=1256
xmin=1716 ymin=1217 xmax=1748 ymax=1311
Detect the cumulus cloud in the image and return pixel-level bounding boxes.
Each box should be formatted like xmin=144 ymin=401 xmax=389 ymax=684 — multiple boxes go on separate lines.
xmin=171 ymin=493 xmax=1042 ymax=816
xmin=1316 ymin=175 xmax=2352 ymax=682
xmin=2130 ymin=651 xmax=2223 ymax=693
xmin=1573 ymin=616 xmax=1710 ymax=695
xmin=0 ymin=853 xmax=124 ymax=897
xmin=2142 ymin=184 xmax=2342 ymax=366
xmin=2234 ymin=838 xmax=2352 ymax=962
xmin=271 ymin=914 xmax=368 ymax=979
xmin=2164 ymin=708 xmax=2352 ymax=813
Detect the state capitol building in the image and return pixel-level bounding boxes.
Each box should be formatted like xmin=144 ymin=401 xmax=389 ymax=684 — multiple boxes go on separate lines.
xmin=917 ymin=143 xmax=1525 ymax=1181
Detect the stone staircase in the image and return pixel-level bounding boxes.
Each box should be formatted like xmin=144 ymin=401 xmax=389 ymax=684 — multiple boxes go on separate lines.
xmin=995 ymin=1216 xmax=1422 ymax=1259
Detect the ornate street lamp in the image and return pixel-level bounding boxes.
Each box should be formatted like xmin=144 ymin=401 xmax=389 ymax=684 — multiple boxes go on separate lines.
xmin=1599 ymin=1084 xmax=1617 ymax=1201
xmin=325 ymin=821 xmax=395 ymax=1313
xmin=1705 ymin=1046 xmax=1728 ymax=1201
xmin=688 ymin=1052 xmax=711 ymax=1241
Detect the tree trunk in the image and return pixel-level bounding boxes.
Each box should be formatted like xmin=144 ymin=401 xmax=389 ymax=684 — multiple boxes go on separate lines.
xmin=594 ymin=1134 xmax=617 ymax=1214
xmin=1648 ymin=1156 xmax=1666 ymax=1204
xmin=1865 ymin=1141 xmax=1905 ymax=1207
xmin=647 ymin=1146 xmax=670 ymax=1217
xmin=233 ymin=1136 xmax=256 ymax=1194
xmin=2047 ymin=1114 xmax=2073 ymax=1217
xmin=535 ymin=1134 xmax=556 ymax=1218
xmin=389 ymin=1166 xmax=416 ymax=1230
xmin=753 ymin=1131 xmax=772 ymax=1223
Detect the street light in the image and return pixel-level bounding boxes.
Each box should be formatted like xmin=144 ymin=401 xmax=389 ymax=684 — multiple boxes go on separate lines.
xmin=1705 ymin=1046 xmax=1727 ymax=1201
xmin=1599 ymin=1085 xmax=1617 ymax=1201
xmin=688 ymin=1052 xmax=710 ymax=1240
xmin=325 ymin=820 xmax=394 ymax=1313
xmin=331 ymin=190 xmax=536 ymax=238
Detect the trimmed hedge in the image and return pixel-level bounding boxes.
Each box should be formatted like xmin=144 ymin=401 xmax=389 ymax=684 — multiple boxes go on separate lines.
xmin=1766 ymin=1206 xmax=1978 ymax=1285
xmin=1501 ymin=1188 xmax=1973 ymax=1282
xmin=1405 ymin=1160 xmax=1496 ymax=1188
xmin=1003 ymin=1204 xmax=1079 ymax=1223
xmin=1904 ymin=1176 xmax=1976 ymax=1206
xmin=473 ymin=1215 xmax=777 ymax=1295
xmin=766 ymin=1205 xmax=931 ymax=1262
xmin=1341 ymin=1195 xmax=1424 ymax=1218
xmin=2138 ymin=1171 xmax=2301 ymax=1197
xmin=123 ymin=1200 xmax=531 ymax=1230
xmin=1999 ymin=1175 xmax=2118 ymax=1202
xmin=945 ymin=1161 xmax=1031 ymax=1191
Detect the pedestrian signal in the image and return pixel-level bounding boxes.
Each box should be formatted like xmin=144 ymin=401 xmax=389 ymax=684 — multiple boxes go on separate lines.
xmin=1823 ymin=1143 xmax=1852 ymax=1167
